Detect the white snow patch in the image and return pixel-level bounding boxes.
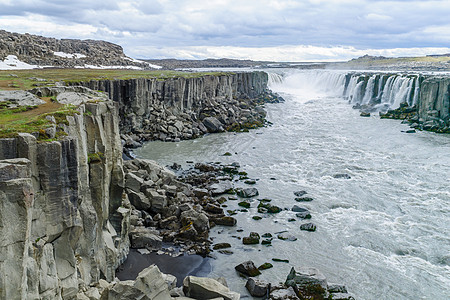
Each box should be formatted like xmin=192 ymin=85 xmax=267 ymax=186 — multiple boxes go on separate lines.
xmin=0 ymin=55 xmax=41 ymax=70
xmin=124 ymin=56 xmax=162 ymax=69
xmin=54 ymin=52 xmax=87 ymax=59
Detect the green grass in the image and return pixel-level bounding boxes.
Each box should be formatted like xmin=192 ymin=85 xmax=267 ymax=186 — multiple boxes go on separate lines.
xmin=0 ymin=102 xmax=79 ymax=139
xmin=0 ymin=69 xmax=233 ymax=91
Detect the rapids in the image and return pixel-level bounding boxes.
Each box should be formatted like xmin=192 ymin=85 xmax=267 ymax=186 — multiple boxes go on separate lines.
xmin=136 ymin=69 xmax=450 ymax=299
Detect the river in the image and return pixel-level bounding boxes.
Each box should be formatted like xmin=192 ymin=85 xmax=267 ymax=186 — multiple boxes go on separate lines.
xmin=135 ymin=69 xmax=450 ymax=300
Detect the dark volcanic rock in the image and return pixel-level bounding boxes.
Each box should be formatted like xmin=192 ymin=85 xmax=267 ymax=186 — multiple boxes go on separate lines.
xmin=237 ymin=187 xmax=259 ymax=198
xmin=245 ymin=278 xmax=269 ymax=297
xmin=202 ymin=117 xmax=224 ymax=133
xmin=300 ymin=223 xmax=317 ymax=232
xmin=235 ymin=261 xmax=261 ymax=277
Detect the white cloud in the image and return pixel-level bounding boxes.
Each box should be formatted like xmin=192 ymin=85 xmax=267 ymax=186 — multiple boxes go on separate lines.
xmin=0 ymin=0 xmax=449 ymax=61
xmin=130 ymin=45 xmax=450 ymax=62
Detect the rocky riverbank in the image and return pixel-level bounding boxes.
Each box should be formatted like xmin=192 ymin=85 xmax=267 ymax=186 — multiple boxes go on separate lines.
xmin=0 ymin=71 xmax=355 ymax=299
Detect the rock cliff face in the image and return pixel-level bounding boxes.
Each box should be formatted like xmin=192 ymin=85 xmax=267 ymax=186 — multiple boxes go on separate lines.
xmin=0 ymin=71 xmax=272 ymax=299
xmin=72 ymin=72 xmax=273 ymax=144
xmin=0 ymin=100 xmax=130 ymax=299
xmin=0 ymin=29 xmax=148 ymax=68
xmin=339 ymin=72 xmax=450 ymax=132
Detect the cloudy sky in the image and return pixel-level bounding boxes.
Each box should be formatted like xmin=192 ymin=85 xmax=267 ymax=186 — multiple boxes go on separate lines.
xmin=0 ymin=0 xmax=450 ymax=61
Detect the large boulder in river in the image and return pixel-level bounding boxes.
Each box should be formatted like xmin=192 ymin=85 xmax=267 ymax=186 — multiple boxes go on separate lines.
xmin=235 ymin=260 xmax=261 ymax=277
xmin=237 ymin=187 xmax=259 ymax=198
xmin=245 ymin=278 xmax=269 ymax=297
xmin=106 ymin=265 xmax=171 ymax=300
xmin=285 ymin=266 xmax=327 ymax=290
xmin=183 ymin=276 xmax=240 ymax=300
xmin=202 ymin=117 xmax=224 ymax=133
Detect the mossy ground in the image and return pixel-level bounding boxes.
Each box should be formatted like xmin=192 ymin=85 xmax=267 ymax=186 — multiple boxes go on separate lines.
xmin=0 ymin=69 xmax=233 ymax=91
xmin=0 ymin=97 xmax=78 ymax=139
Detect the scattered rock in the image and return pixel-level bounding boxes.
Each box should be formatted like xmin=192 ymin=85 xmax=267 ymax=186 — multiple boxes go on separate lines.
xmin=295 ymin=197 xmax=314 ymax=202
xmin=213 ymin=243 xmax=232 ymax=250
xmin=243 ymin=232 xmax=260 ymax=245
xmin=235 ymin=261 xmax=261 ymax=277
xmin=293 ymin=190 xmax=307 ymax=197
xmin=272 ymin=258 xmax=289 ymax=263
xmin=258 ymin=263 xmax=273 ymax=270
xmin=252 ymin=216 xmax=262 ymax=220
xmin=214 ymin=216 xmax=237 ymax=226
xmin=238 ymin=201 xmax=251 ymax=208
xmin=277 ymin=232 xmax=297 ymax=241
xmin=294 ymin=207 xmax=312 ymax=219
xmin=300 ymin=223 xmax=316 ymax=232
xmin=245 ymin=278 xmax=269 ymax=297
xmin=183 ymin=276 xmax=239 ymax=300
xmin=333 ymin=173 xmax=351 ymax=179
xmin=237 ymin=187 xmax=259 ymax=198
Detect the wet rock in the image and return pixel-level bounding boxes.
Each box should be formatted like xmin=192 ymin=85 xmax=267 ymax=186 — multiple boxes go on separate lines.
xmin=331 ymin=292 xmax=356 ymax=300
xmin=295 ymin=197 xmax=313 ymax=202
xmin=237 ymin=187 xmax=259 ymax=198
xmin=277 ymin=232 xmax=297 ymax=241
xmin=300 ymin=223 xmax=316 ymax=232
xmin=360 ymin=112 xmax=371 ymax=117
xmin=204 ymin=203 xmax=223 ymax=214
xmin=261 ymin=238 xmax=273 ymax=245
xmin=258 ymin=263 xmax=273 ymax=270
xmin=293 ymin=190 xmax=307 ymax=197
xmin=202 ymin=117 xmax=224 ymax=133
xmin=246 ymin=278 xmax=269 ymax=297
xmin=262 ymin=233 xmax=272 ymax=238
xmin=252 ymin=216 xmax=262 ymax=220
xmin=213 ymin=243 xmax=232 ymax=250
xmin=294 ymin=207 xmax=312 ymax=219
xmin=209 ymin=181 xmax=233 ymax=196
xmin=244 ymin=179 xmax=257 ymax=185
xmin=183 ymin=276 xmax=239 ymax=300
xmin=269 ymin=286 xmax=298 ymax=300
xmin=214 ymin=216 xmax=237 ymax=226
xmin=285 ymin=266 xmax=327 ymax=290
xmin=328 ymin=284 xmax=348 ymax=293
xmin=272 ymin=258 xmax=289 ymax=263
xmin=238 ymin=201 xmax=251 ymax=208
xmin=235 ymin=261 xmax=261 ymax=277
xmin=333 ymin=173 xmax=351 ymax=179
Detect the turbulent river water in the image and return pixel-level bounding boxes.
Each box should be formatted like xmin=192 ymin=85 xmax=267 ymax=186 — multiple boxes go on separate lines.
xmin=135 ymin=69 xmax=450 ymax=300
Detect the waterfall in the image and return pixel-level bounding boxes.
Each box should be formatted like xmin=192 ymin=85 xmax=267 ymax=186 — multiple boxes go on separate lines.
xmin=265 ymin=69 xmax=421 ymax=112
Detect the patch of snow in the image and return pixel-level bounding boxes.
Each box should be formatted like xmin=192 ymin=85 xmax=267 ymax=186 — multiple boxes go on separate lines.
xmin=54 ymin=52 xmax=87 ymax=59
xmin=0 ymin=55 xmax=41 ymax=70
xmin=124 ymin=56 xmax=162 ymax=69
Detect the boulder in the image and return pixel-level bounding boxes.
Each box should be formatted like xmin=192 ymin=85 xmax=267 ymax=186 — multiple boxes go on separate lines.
xmin=130 ymin=227 xmax=162 ymax=250
xmin=245 ymin=278 xmax=269 ymax=297
xmin=180 ymin=209 xmax=209 ymax=233
xmin=128 ymin=190 xmax=151 ymax=211
xmin=235 ymin=261 xmax=261 ymax=277
xmin=243 ymin=232 xmax=260 ymax=244
xmin=285 ymin=266 xmax=327 ymax=290
xmin=125 ymin=172 xmax=144 ymax=193
xmin=293 ymin=207 xmax=311 ymax=219
xmin=300 ymin=223 xmax=316 ymax=232
xmin=293 ymin=190 xmax=307 ymax=197
xmin=202 ymin=117 xmax=224 ymax=133
xmin=107 ymin=265 xmax=171 ymax=300
xmin=214 ymin=216 xmax=237 ymax=226
xmin=145 ymin=189 xmax=167 ymax=213
xmin=209 ymin=181 xmax=233 ymax=195
xmin=277 ymin=232 xmax=297 ymax=241
xmin=183 ymin=276 xmax=239 ymax=300
xmin=237 ymin=188 xmax=259 ymax=198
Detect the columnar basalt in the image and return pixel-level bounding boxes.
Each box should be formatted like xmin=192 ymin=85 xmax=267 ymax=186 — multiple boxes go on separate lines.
xmin=71 ymin=72 xmax=282 ymax=148
xmin=0 ymin=99 xmax=130 ymax=299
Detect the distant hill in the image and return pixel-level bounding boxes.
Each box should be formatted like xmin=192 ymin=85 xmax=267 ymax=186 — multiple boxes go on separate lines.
xmin=0 ymin=30 xmax=155 ymax=69
xmin=328 ymin=54 xmax=450 ymax=71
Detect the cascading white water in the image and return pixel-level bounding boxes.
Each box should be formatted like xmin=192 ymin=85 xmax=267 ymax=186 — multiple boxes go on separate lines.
xmin=272 ymin=70 xmax=420 ymax=111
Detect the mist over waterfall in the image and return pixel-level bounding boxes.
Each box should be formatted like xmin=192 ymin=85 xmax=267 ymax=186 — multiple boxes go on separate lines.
xmin=268 ymin=69 xmax=423 ymax=112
